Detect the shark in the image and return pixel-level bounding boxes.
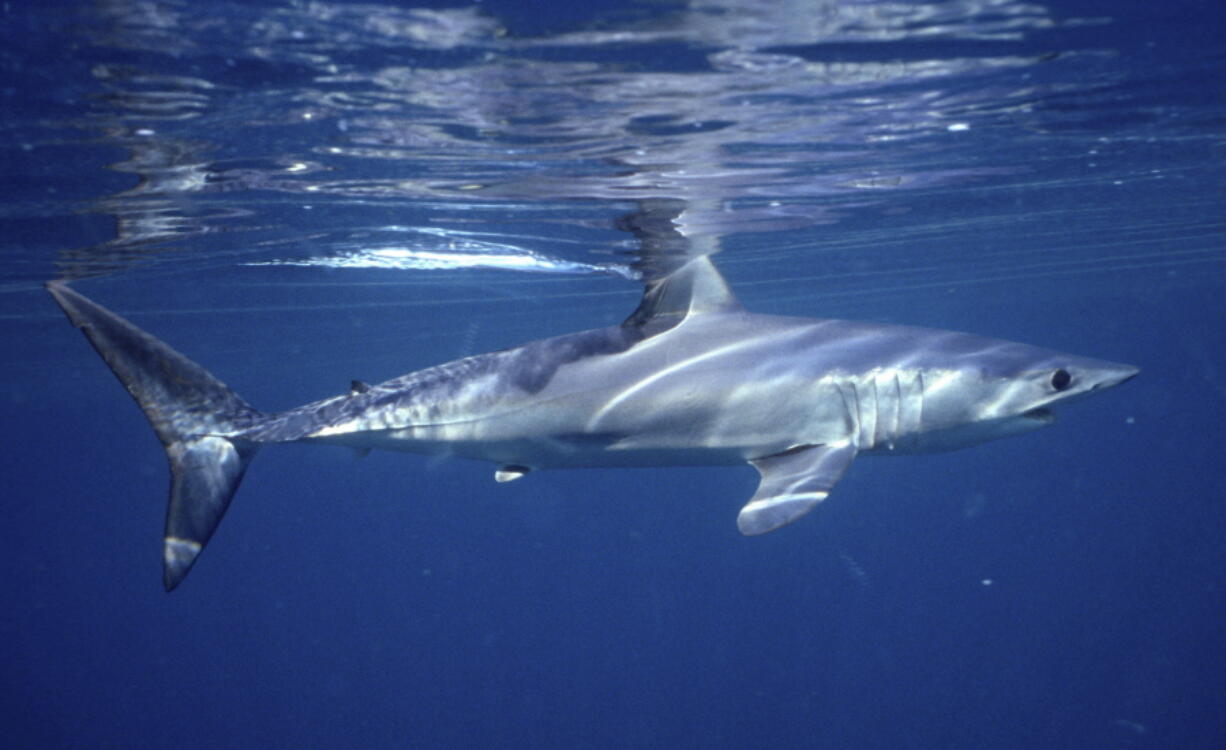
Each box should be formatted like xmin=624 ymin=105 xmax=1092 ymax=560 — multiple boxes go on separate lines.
xmin=48 ymin=222 xmax=1137 ymax=591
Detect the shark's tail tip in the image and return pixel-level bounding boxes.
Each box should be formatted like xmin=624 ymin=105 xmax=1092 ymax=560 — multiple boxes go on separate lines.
xmin=163 ymin=537 xmax=203 ymax=592
xmin=45 ymin=279 xmax=75 ymax=306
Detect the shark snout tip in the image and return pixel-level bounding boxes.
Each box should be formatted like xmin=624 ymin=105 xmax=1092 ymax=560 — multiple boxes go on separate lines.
xmin=1098 ymin=364 xmax=1139 ymax=390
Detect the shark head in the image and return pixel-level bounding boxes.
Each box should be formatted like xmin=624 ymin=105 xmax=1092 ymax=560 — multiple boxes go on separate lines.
xmin=910 ymin=336 xmax=1138 ymax=451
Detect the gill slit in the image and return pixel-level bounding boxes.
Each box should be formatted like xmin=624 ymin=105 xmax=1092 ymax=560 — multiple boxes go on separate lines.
xmin=892 ymin=371 xmax=903 ymax=449
xmin=870 ymin=375 xmax=881 ymax=449
xmin=835 ymin=381 xmax=857 ymax=445
xmin=853 ymin=379 xmax=864 ymax=447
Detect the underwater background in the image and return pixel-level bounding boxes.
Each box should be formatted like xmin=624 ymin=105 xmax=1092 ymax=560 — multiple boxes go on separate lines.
xmin=2 ymin=0 xmax=1224 ymax=747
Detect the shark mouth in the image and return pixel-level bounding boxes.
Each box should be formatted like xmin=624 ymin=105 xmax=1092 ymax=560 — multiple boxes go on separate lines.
xmin=1022 ymin=408 xmax=1057 ymax=424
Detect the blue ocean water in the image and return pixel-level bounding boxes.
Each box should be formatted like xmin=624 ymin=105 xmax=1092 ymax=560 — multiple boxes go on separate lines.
xmin=2 ymin=0 xmax=1224 ymax=747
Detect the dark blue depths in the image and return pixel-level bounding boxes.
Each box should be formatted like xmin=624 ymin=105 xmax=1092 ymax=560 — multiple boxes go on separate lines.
xmin=2 ymin=1 xmax=1225 ymax=748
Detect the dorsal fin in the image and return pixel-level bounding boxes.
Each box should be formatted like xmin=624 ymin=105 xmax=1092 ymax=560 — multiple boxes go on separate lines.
xmin=349 ymin=380 xmax=370 ymax=395
xmin=622 ymin=255 xmax=743 ymax=330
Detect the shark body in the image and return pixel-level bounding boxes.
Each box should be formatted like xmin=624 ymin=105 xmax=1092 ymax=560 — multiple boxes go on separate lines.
xmin=48 ymin=254 xmax=1136 ymax=590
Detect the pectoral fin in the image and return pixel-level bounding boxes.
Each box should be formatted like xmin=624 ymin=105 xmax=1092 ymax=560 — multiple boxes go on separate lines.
xmin=737 ymin=441 xmax=857 ymax=535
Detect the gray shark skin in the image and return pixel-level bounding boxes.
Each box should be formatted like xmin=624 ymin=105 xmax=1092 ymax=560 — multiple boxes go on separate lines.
xmin=47 ymin=255 xmax=1137 ymax=590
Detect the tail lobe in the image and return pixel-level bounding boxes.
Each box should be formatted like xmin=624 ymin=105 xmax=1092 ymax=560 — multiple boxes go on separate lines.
xmin=48 ymin=282 xmax=262 ymax=590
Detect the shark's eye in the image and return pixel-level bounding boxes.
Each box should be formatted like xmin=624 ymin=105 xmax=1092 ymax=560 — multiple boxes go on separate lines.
xmin=1050 ymin=369 xmax=1072 ymax=391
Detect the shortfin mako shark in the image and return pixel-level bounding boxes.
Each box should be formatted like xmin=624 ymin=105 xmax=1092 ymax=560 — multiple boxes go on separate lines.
xmin=48 ymin=210 xmax=1137 ymax=591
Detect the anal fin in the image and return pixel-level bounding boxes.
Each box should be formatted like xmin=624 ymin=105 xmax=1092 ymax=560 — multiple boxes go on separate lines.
xmin=738 ymin=441 xmax=857 ymax=535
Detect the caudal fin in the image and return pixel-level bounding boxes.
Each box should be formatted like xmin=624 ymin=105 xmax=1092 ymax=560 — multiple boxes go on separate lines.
xmin=48 ymin=282 xmax=263 ymax=591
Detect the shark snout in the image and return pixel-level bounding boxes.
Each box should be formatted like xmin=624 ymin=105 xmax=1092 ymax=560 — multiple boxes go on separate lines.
xmin=1092 ymin=364 xmax=1139 ymax=391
